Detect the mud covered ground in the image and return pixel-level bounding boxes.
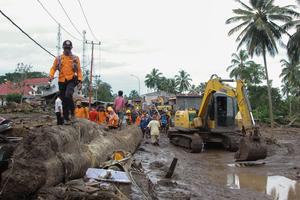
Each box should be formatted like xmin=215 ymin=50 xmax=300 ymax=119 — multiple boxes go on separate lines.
xmin=134 ymin=127 xmax=300 ymax=200
xmin=1 ymin=113 xmax=300 ymax=200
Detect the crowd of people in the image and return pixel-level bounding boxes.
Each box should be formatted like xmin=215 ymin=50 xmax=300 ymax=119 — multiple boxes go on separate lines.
xmin=55 ymin=90 xmax=172 ymax=146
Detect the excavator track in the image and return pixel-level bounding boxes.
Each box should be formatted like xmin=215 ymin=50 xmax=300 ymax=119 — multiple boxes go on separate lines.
xmin=220 ymin=132 xmax=241 ymax=152
xmin=168 ymin=129 xmax=203 ymax=153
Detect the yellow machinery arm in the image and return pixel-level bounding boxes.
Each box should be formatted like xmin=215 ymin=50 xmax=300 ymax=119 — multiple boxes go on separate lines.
xmin=235 ymin=79 xmax=255 ymax=130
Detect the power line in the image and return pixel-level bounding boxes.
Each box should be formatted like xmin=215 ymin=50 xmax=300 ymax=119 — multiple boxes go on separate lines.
xmin=77 ymin=0 xmax=100 ymax=42
xmin=36 ymin=0 xmax=81 ymax=41
xmin=57 ymin=0 xmax=83 ymax=37
xmin=0 ymin=9 xmax=55 ymax=58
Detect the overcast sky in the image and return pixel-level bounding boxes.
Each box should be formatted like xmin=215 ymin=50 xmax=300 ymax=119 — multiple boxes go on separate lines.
xmin=0 ymin=0 xmax=296 ymax=95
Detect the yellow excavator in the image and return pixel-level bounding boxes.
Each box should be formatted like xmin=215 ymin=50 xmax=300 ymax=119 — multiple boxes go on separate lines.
xmin=168 ymin=74 xmax=267 ymax=161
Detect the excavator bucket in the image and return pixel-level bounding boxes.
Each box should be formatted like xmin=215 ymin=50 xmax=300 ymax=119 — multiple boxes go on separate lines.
xmin=235 ymin=137 xmax=267 ymax=161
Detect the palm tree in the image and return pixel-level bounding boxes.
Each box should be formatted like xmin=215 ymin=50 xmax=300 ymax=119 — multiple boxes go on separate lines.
xmin=199 ymin=82 xmax=206 ymax=95
xmin=175 ymin=70 xmax=192 ymax=93
xmin=167 ymin=78 xmax=178 ymax=94
xmin=144 ymin=68 xmax=162 ymax=91
xmin=189 ymin=85 xmax=200 ymax=95
xmin=280 ymin=59 xmax=300 ymax=116
xmin=157 ymin=77 xmax=178 ymax=94
xmin=227 ymin=50 xmax=252 ymax=80
xmin=226 ymin=0 xmax=298 ymax=128
xmin=284 ymin=1 xmax=300 ymax=63
xmin=247 ymin=61 xmax=265 ymax=86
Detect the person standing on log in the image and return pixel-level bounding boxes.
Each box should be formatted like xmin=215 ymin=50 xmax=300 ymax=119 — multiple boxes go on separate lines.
xmin=49 ymin=40 xmax=83 ymax=124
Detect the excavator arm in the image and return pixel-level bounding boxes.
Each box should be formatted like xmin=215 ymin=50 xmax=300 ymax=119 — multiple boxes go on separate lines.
xmin=235 ymin=79 xmax=255 ymax=130
xmin=234 ymin=80 xmax=267 ymax=161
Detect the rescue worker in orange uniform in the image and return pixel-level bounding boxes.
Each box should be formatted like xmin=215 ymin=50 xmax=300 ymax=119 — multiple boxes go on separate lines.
xmin=107 ymin=106 xmax=119 ymax=129
xmin=49 ymin=40 xmax=83 ymax=124
xmin=97 ymin=106 xmax=107 ymax=124
xmin=135 ymin=112 xmax=141 ymax=126
xmin=75 ymin=101 xmax=89 ymax=119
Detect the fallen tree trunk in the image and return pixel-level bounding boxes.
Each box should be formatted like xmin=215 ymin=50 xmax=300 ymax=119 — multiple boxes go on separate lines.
xmin=0 ymin=119 xmax=142 ymax=200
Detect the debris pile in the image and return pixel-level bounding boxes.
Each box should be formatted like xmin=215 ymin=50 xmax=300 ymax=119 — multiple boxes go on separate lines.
xmin=0 ymin=119 xmax=142 ymax=200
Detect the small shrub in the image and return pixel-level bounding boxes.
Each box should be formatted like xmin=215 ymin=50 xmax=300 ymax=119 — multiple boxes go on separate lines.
xmin=6 ymin=93 xmax=22 ymax=103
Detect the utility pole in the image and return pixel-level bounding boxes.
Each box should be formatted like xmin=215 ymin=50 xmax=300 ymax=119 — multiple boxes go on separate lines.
xmin=86 ymin=41 xmax=101 ymax=109
xmin=93 ymin=74 xmax=101 ymax=101
xmin=56 ymin=24 xmax=61 ymax=56
xmin=82 ymin=30 xmax=86 ymax=70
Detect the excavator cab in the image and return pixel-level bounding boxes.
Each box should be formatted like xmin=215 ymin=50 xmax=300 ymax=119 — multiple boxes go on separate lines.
xmin=207 ymin=93 xmax=237 ymax=129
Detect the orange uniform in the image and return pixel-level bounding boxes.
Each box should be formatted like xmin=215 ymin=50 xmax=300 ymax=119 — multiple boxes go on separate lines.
xmin=108 ymin=113 xmax=119 ymax=128
xmin=75 ymin=107 xmax=89 ymax=119
xmin=135 ymin=116 xmax=141 ymax=126
xmin=50 ymin=54 xmax=83 ymax=82
xmin=98 ymin=111 xmax=107 ymax=124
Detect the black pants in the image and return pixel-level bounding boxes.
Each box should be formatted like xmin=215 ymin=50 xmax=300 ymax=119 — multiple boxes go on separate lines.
xmin=59 ymin=80 xmax=76 ymax=121
xmin=56 ymin=112 xmax=64 ymax=125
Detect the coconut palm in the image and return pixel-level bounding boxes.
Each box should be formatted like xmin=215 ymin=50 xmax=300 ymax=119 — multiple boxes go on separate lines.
xmin=280 ymin=59 xmax=300 ymax=116
xmin=226 ymin=0 xmax=298 ymax=127
xmin=167 ymin=78 xmax=178 ymax=94
xmin=198 ymin=82 xmax=206 ymax=95
xmin=247 ymin=61 xmax=265 ymax=85
xmin=284 ymin=1 xmax=300 ymax=63
xmin=227 ymin=50 xmax=252 ymax=80
xmin=280 ymin=59 xmax=300 ymax=90
xmin=157 ymin=77 xmax=178 ymax=94
xmin=144 ymin=68 xmax=162 ymax=91
xmin=189 ymin=85 xmax=200 ymax=95
xmin=175 ymin=70 xmax=192 ymax=93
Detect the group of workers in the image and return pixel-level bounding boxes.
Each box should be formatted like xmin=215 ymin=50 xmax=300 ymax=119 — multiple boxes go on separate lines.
xmin=73 ymin=101 xmax=119 ymax=128
xmin=51 ymin=39 xmax=171 ymax=146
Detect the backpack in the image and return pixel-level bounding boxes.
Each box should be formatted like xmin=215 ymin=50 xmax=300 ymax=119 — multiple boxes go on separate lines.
xmin=56 ymin=54 xmax=78 ymax=76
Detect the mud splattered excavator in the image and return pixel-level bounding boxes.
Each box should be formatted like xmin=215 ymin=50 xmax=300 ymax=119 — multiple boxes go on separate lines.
xmin=168 ymin=75 xmax=267 ymax=161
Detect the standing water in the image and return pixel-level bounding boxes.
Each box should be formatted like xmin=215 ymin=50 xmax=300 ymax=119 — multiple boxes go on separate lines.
xmin=226 ymin=173 xmax=300 ymax=200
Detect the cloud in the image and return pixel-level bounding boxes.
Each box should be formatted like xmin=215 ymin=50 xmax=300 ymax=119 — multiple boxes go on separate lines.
xmin=101 ymin=38 xmax=158 ymax=54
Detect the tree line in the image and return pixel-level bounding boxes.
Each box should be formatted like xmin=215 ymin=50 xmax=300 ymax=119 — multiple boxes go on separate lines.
xmin=0 ymin=63 xmax=48 ymax=84
xmin=144 ymin=68 xmax=205 ymax=95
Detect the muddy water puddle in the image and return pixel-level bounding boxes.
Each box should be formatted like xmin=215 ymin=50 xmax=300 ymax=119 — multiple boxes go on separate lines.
xmin=204 ymin=150 xmax=300 ymax=200
xmin=225 ymin=173 xmax=300 ymax=200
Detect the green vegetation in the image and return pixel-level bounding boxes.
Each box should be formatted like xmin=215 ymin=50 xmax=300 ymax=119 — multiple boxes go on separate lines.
xmin=227 ymin=50 xmax=265 ymax=86
xmin=145 ymin=69 xmax=196 ymax=94
xmin=92 ymin=77 xmax=114 ymax=102
xmin=226 ymin=0 xmax=299 ymax=127
xmin=6 ymin=93 xmax=22 ymax=103
xmin=0 ymin=63 xmax=48 ymax=84
xmin=144 ymin=68 xmax=163 ymax=91
xmin=128 ymin=90 xmax=140 ymax=100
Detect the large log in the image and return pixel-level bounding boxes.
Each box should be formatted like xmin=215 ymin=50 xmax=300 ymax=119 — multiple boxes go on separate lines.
xmin=0 ymin=119 xmax=142 ymax=200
